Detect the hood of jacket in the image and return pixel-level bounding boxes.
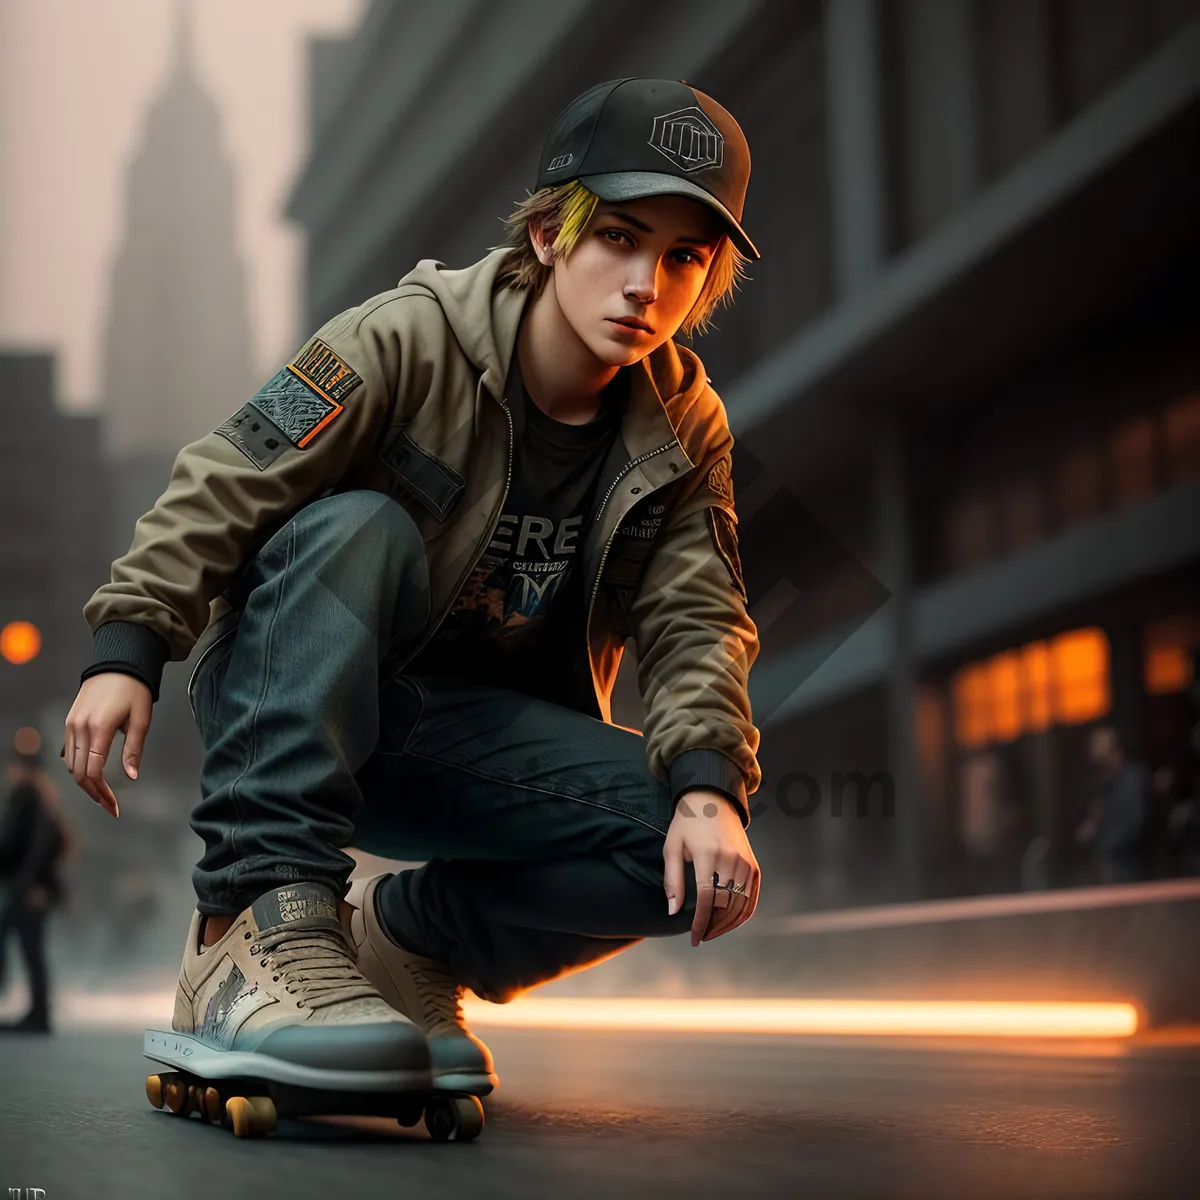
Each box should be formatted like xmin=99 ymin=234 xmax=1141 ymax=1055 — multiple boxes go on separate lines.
xmin=394 ymin=248 xmax=712 ymax=459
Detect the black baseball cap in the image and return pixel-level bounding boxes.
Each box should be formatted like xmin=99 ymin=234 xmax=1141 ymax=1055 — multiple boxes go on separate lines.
xmin=536 ymin=78 xmax=759 ymax=261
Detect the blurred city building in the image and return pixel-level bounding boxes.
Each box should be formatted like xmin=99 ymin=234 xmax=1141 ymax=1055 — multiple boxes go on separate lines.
xmin=97 ymin=0 xmax=251 ymax=805
xmin=287 ymin=0 xmax=1200 ymax=909
xmin=0 ymin=352 xmax=109 ymax=729
xmin=0 ymin=350 xmax=184 ymax=978
xmin=101 ymin=0 xmax=252 ymax=544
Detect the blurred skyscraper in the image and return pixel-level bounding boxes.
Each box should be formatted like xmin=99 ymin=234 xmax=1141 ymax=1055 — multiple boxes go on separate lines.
xmin=287 ymin=0 xmax=1200 ymax=908
xmin=0 ymin=352 xmax=109 ymax=730
xmin=97 ymin=0 xmax=251 ymax=800
xmin=100 ymin=0 xmax=252 ymax=544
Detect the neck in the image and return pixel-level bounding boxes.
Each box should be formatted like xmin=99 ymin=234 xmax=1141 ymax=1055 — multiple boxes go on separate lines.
xmin=517 ymin=279 xmax=621 ymax=425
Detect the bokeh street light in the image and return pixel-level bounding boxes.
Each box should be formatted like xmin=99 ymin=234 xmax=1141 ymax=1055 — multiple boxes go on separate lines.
xmin=0 ymin=620 xmax=42 ymax=665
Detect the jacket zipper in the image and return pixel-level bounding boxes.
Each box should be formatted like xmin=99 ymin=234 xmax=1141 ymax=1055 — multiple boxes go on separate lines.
xmin=591 ymin=440 xmax=679 ymax=527
xmin=584 ymin=440 xmax=679 ymax=684
xmin=389 ymin=396 xmax=515 ymax=676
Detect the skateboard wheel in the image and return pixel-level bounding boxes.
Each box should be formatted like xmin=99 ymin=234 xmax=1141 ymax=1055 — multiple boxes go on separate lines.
xmin=424 ymin=1094 xmax=484 ymax=1142
xmin=145 ymin=1072 xmax=175 ymax=1110
xmin=202 ymin=1086 xmax=224 ymax=1125
xmin=164 ymin=1076 xmax=190 ymax=1116
xmin=226 ymin=1095 xmax=277 ymax=1138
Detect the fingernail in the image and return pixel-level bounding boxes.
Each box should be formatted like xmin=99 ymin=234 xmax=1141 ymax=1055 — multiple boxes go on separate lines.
xmin=127 ymin=765 xmax=138 ymax=780
xmin=667 ymin=895 xmax=679 ymax=916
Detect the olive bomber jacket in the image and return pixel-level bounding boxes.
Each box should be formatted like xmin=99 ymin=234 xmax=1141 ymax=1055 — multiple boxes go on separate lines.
xmin=82 ymin=249 xmax=762 ymax=825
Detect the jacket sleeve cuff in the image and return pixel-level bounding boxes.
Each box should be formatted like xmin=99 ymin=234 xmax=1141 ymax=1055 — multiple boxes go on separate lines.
xmin=80 ymin=621 xmax=171 ymax=703
xmin=668 ymin=748 xmax=750 ymax=829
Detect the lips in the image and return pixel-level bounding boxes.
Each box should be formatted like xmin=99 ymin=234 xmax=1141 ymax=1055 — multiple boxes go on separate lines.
xmin=609 ymin=317 xmax=653 ymax=333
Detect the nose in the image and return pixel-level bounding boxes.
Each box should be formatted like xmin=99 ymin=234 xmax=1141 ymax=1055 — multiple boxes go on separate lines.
xmin=623 ymin=259 xmax=658 ymax=305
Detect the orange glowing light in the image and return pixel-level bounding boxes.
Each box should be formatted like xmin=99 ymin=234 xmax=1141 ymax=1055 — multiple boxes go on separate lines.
xmin=989 ymin=652 xmax=1022 ymax=742
xmin=1052 ymin=628 xmax=1110 ymax=724
xmin=1144 ymin=645 xmax=1192 ymax=696
xmin=952 ymin=665 xmax=991 ymax=749
xmin=0 ymin=621 xmax=41 ymax=665
xmin=1020 ymin=641 xmax=1053 ymax=732
xmin=461 ymin=998 xmax=1138 ymax=1039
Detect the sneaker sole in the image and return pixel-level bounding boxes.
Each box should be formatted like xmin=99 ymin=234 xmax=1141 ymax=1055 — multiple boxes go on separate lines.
xmin=437 ymin=1070 xmax=497 ymax=1096
xmin=144 ymin=1029 xmax=431 ymax=1093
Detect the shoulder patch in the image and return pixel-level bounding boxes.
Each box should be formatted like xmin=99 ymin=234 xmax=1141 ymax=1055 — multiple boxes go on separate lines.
xmin=706 ymin=506 xmax=746 ymax=602
xmin=706 ymin=453 xmax=734 ymax=504
xmin=215 ymin=404 xmax=289 ymax=470
xmin=249 ymin=369 xmax=342 ymax=448
xmin=291 ymin=338 xmax=363 ymax=403
xmin=240 ymin=338 xmax=364 ymax=451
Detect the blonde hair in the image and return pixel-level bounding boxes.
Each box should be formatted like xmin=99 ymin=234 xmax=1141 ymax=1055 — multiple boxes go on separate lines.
xmin=494 ymin=180 xmax=750 ymax=338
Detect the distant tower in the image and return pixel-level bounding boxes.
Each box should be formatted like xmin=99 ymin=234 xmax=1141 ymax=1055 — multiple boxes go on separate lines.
xmin=101 ymin=0 xmax=253 ymax=540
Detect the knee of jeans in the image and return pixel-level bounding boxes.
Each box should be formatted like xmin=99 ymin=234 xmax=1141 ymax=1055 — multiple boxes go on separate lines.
xmin=299 ymin=491 xmax=427 ymax=577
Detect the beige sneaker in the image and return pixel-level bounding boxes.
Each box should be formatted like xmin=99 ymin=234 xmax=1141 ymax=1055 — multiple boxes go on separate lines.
xmin=345 ymin=874 xmax=498 ymax=1094
xmin=157 ymin=881 xmax=431 ymax=1092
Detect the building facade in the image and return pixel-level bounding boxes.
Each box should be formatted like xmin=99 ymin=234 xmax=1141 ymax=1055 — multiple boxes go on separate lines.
xmin=0 ymin=352 xmax=110 ymax=735
xmin=287 ymin=0 xmax=1200 ymax=910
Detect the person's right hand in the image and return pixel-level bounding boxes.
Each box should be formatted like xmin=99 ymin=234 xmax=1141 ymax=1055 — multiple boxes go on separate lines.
xmin=63 ymin=673 xmax=153 ymax=818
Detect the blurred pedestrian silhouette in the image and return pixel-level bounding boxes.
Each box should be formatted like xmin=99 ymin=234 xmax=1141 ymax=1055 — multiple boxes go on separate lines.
xmin=0 ymin=728 xmax=73 ymax=1033
xmin=960 ymin=751 xmax=1019 ymax=893
xmin=1075 ymin=726 xmax=1149 ymax=885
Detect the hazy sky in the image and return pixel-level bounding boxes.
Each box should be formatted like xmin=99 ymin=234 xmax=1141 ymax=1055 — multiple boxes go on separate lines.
xmin=0 ymin=0 xmax=365 ymax=412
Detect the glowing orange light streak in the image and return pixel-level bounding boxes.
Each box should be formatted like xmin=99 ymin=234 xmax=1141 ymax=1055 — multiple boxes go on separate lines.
xmin=462 ymin=998 xmax=1138 ymax=1039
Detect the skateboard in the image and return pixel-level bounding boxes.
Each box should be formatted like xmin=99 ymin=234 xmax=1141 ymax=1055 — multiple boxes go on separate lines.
xmin=143 ymin=1029 xmax=485 ymax=1141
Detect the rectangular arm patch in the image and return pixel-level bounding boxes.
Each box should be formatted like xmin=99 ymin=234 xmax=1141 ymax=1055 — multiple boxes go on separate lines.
xmin=239 ymin=338 xmax=364 ymax=451
xmin=706 ymin=506 xmax=746 ymax=602
xmin=291 ymin=338 xmax=363 ymax=403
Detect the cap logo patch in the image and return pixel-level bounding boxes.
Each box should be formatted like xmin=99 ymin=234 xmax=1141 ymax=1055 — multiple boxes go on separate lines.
xmin=547 ymin=152 xmax=574 ymax=171
xmin=648 ymin=107 xmax=723 ymax=173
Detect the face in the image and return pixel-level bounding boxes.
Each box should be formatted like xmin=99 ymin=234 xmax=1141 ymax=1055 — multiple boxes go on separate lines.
xmin=1088 ymin=727 xmax=1119 ymax=770
xmin=534 ymin=194 xmax=723 ymax=366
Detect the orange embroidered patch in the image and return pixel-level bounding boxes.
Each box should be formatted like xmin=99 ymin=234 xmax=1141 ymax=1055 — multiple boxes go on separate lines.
xmin=706 ymin=454 xmax=735 ymax=504
xmin=291 ymin=339 xmax=363 ymax=403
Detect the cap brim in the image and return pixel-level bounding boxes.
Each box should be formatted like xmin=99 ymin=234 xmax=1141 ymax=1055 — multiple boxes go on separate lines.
xmin=580 ymin=171 xmax=760 ymax=260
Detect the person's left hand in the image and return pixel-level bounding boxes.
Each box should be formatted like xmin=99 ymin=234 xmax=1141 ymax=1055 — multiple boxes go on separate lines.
xmin=663 ymin=788 xmax=760 ymax=946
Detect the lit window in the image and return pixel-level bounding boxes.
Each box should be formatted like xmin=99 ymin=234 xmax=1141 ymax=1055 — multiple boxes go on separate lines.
xmin=1051 ymin=628 xmax=1110 ymax=725
xmin=951 ymin=628 xmax=1112 ymax=749
xmin=989 ymin=652 xmax=1022 ymax=742
xmin=1144 ymin=645 xmax=1193 ymax=696
xmin=953 ymin=664 xmax=991 ymax=750
xmin=1020 ymin=641 xmax=1053 ymax=732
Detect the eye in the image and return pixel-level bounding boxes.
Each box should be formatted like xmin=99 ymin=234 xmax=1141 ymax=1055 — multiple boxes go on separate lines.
xmin=600 ymin=227 xmax=634 ymax=245
xmin=671 ymin=248 xmax=706 ymax=267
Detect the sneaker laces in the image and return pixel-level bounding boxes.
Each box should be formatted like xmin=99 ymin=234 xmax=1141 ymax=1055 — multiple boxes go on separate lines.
xmin=250 ymin=922 xmax=379 ymax=1012
xmin=409 ymin=955 xmax=466 ymax=1035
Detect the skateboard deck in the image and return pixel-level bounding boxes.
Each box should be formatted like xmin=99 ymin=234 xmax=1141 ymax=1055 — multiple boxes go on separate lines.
xmin=143 ymin=1028 xmax=485 ymax=1141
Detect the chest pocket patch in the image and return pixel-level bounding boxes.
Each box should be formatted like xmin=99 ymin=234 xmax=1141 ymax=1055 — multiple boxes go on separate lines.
xmin=379 ymin=427 xmax=465 ymax=522
xmin=605 ymin=499 xmax=667 ymax=589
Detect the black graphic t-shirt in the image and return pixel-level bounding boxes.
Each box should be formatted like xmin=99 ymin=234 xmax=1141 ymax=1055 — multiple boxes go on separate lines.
xmin=406 ymin=359 xmax=626 ymax=704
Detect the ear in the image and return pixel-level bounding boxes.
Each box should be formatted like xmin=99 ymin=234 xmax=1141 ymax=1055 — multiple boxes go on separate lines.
xmin=527 ymin=217 xmax=557 ymax=267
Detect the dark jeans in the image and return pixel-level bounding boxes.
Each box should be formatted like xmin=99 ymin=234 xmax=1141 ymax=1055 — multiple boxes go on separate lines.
xmin=188 ymin=490 xmax=696 ymax=1002
xmin=0 ymin=899 xmax=49 ymax=1022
